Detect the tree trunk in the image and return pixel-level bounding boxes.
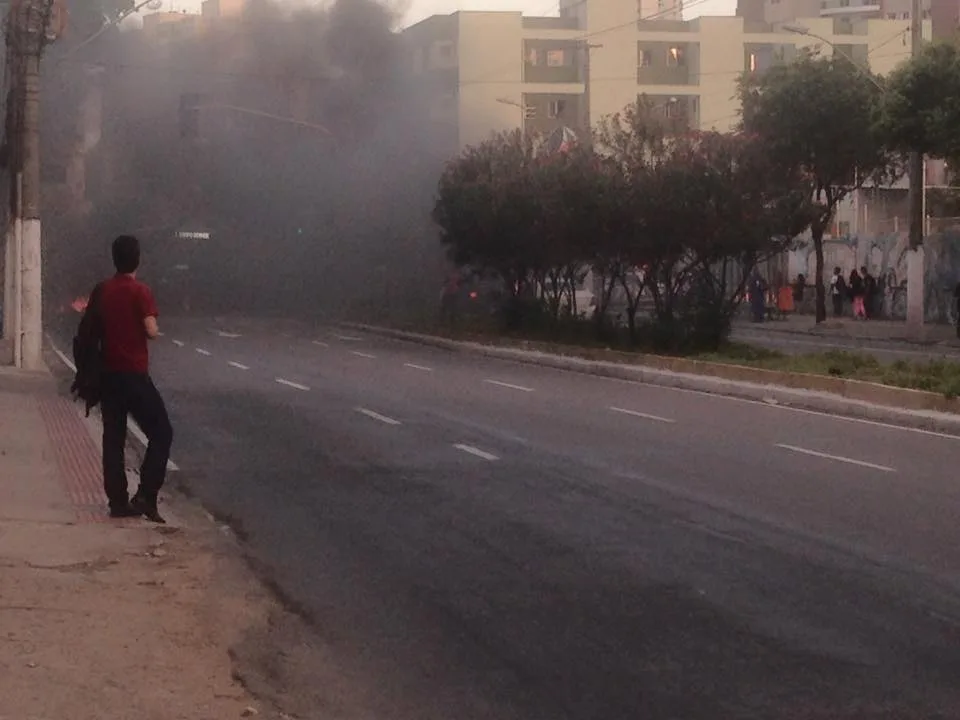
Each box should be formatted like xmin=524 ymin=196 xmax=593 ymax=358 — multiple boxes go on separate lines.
xmin=812 ymin=229 xmax=827 ymax=324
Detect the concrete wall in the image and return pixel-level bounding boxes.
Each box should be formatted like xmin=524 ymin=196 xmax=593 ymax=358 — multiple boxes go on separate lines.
xmin=787 ymin=230 xmax=960 ymax=322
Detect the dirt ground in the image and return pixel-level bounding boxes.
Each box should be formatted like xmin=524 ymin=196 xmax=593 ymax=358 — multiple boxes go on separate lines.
xmin=0 ymin=501 xmax=290 ymax=720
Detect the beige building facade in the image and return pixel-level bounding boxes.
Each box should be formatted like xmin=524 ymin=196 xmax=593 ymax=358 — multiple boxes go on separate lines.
xmin=404 ymin=8 xmax=921 ymax=150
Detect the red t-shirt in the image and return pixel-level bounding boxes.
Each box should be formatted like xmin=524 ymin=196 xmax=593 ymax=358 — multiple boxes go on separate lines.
xmin=98 ymin=274 xmax=159 ymax=374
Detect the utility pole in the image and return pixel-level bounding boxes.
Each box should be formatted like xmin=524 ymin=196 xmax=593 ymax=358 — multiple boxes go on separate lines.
xmin=905 ymin=0 xmax=925 ymax=334
xmin=3 ymin=0 xmax=55 ymax=370
xmin=20 ymin=34 xmax=42 ymax=370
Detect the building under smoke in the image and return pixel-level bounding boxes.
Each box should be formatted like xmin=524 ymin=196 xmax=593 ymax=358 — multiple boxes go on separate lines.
xmin=41 ymin=0 xmax=448 ymax=322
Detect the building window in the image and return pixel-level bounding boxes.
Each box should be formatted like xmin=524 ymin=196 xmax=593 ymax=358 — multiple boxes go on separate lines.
xmin=528 ymin=48 xmax=539 ymax=65
xmin=902 ymin=11 xmax=910 ymax=18
xmin=840 ymin=0 xmax=849 ymax=7
xmin=437 ymin=42 xmax=454 ymax=60
xmin=524 ymin=105 xmax=537 ymax=119
xmin=748 ymin=52 xmax=758 ymax=72
xmin=665 ymin=99 xmax=682 ymax=118
xmin=667 ymin=46 xmax=686 ymax=66
xmin=546 ymin=49 xmax=566 ymax=67
xmin=639 ymin=49 xmax=653 ymax=67
xmin=548 ymin=99 xmax=567 ymax=118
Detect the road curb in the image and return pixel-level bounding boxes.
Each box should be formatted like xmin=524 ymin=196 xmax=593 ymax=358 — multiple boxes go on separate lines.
xmin=344 ymin=323 xmax=960 ymax=436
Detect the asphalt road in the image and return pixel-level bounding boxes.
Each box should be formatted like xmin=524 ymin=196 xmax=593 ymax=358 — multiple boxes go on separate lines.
xmin=52 ymin=316 xmax=960 ymax=718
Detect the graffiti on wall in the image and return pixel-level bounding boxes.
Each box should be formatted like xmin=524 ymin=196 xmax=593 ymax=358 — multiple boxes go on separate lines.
xmin=787 ymin=230 xmax=960 ymax=324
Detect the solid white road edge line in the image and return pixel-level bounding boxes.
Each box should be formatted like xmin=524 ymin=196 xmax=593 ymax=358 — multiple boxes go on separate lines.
xmin=351 ymin=351 xmax=376 ymax=359
xmin=195 ymin=348 xmax=212 ymax=356
xmin=228 ymin=361 xmax=250 ymax=370
xmin=597 ymin=373 xmax=960 ymax=441
xmin=356 ymin=408 xmax=401 ymax=425
xmin=172 ymin=339 xmax=185 ymax=347
xmin=275 ymin=377 xmax=310 ymax=391
xmin=483 ymin=379 xmax=534 ymax=393
xmin=609 ymin=406 xmax=676 ymax=424
xmin=47 ymin=336 xmax=179 ymax=471
xmin=774 ymin=443 xmax=895 ymax=473
xmin=404 ymin=363 xmax=433 ymax=372
xmin=454 ymin=444 xmax=499 ymax=461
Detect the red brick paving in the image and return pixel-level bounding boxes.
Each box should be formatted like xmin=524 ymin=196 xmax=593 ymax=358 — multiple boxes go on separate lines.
xmin=37 ymin=396 xmax=109 ymax=523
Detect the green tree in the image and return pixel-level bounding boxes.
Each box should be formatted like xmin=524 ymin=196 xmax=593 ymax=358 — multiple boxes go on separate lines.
xmin=878 ymin=41 xmax=960 ymax=165
xmin=432 ymin=131 xmax=542 ymax=329
xmin=637 ymin=131 xmax=816 ymax=349
xmin=739 ymin=53 xmax=897 ymax=323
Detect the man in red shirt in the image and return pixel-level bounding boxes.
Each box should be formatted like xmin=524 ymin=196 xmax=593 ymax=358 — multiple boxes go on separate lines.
xmin=98 ymin=235 xmax=173 ymax=523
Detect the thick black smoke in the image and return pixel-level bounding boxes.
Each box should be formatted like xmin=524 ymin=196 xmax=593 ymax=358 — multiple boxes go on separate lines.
xmin=42 ymin=0 xmax=447 ymax=321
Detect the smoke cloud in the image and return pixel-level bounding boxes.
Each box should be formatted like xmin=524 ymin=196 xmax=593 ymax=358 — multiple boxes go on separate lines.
xmin=42 ymin=0 xmax=448 ymax=321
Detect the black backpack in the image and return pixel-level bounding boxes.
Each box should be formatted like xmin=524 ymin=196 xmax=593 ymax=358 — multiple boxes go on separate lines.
xmin=70 ymin=283 xmax=105 ymax=417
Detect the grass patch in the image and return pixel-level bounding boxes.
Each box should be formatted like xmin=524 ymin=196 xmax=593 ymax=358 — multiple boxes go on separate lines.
xmin=373 ymin=316 xmax=960 ymax=399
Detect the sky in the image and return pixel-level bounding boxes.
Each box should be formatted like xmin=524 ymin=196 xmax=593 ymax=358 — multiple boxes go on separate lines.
xmin=148 ymin=0 xmax=736 ymax=29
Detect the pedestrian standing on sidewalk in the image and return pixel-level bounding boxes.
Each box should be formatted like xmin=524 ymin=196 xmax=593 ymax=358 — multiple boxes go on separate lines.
xmin=849 ymin=268 xmax=866 ymax=320
xmin=861 ymin=266 xmax=877 ymax=319
xmin=954 ymin=281 xmax=960 ymax=339
xmin=96 ymin=235 xmax=173 ymax=523
xmin=830 ymin=267 xmax=846 ymax=318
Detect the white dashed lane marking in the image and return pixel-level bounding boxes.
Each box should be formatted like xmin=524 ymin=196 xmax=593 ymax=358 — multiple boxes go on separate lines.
xmin=483 ymin=379 xmax=534 ymax=393
xmin=775 ymin=443 xmax=896 ymax=473
xmin=609 ymin=406 xmax=676 ymax=424
xmin=216 ymin=331 xmax=241 ymax=338
xmin=334 ymin=334 xmax=363 ymax=341
xmin=312 ymin=340 xmax=330 ymax=347
xmin=228 ymin=361 xmax=250 ymax=370
xmin=351 ymin=351 xmax=376 ymax=359
xmin=404 ymin=363 xmax=433 ymax=372
xmin=454 ymin=444 xmax=499 ymax=461
xmin=196 ymin=348 xmax=212 ymax=356
xmin=356 ymin=408 xmax=401 ymax=425
xmin=172 ymin=340 xmax=185 ymax=347
xmin=275 ymin=378 xmax=310 ymax=391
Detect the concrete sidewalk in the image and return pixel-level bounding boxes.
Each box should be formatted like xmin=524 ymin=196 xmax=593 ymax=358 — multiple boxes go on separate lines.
xmin=734 ymin=314 xmax=960 ymax=346
xmin=0 ymin=368 xmax=268 ymax=720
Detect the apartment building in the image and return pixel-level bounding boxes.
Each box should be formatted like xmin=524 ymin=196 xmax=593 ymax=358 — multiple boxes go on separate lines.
xmin=404 ymin=7 xmax=919 ymax=150
xmin=739 ymin=0 xmax=960 ymax=40
xmin=404 ymin=12 xmax=587 ymax=152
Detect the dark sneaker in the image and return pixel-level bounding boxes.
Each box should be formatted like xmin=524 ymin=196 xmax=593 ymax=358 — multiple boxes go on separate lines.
xmin=130 ymin=495 xmax=166 ymax=524
xmin=109 ymin=504 xmax=142 ymax=519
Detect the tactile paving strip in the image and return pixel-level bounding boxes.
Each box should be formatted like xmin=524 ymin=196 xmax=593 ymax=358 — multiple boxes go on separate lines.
xmin=37 ymin=396 xmax=109 ymax=523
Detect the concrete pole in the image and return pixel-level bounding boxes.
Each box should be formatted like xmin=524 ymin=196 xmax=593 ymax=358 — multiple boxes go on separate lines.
xmin=905 ymin=0 xmax=925 ymax=334
xmin=19 ymin=50 xmax=42 ymax=370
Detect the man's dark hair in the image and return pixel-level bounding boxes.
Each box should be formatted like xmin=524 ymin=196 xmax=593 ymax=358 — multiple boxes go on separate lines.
xmin=112 ymin=235 xmax=140 ymax=274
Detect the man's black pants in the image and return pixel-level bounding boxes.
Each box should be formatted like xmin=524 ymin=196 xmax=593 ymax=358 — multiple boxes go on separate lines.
xmin=100 ymin=372 xmax=173 ymax=509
